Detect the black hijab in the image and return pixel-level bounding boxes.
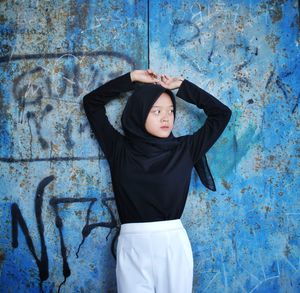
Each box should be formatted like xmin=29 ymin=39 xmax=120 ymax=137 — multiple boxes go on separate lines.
xmin=121 ymin=82 xmax=216 ymax=191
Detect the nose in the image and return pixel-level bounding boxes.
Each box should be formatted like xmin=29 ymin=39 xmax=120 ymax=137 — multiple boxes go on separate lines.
xmin=161 ymin=115 xmax=169 ymax=122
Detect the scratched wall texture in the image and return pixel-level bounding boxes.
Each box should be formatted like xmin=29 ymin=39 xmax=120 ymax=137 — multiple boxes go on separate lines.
xmin=0 ymin=1 xmax=299 ymax=292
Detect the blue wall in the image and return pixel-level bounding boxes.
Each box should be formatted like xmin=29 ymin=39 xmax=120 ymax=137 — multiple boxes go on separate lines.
xmin=0 ymin=1 xmax=299 ymax=292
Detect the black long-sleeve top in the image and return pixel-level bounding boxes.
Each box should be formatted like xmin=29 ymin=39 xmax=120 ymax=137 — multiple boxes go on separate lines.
xmin=83 ymin=72 xmax=231 ymax=224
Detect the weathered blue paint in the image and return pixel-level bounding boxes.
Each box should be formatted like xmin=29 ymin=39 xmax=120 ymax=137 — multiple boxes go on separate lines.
xmin=0 ymin=1 xmax=299 ymax=292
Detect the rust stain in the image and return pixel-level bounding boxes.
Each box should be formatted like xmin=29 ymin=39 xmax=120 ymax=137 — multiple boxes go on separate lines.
xmin=264 ymin=206 xmax=272 ymax=213
xmin=225 ymin=196 xmax=231 ymax=202
xmin=268 ymin=155 xmax=276 ymax=161
xmin=265 ymin=33 xmax=280 ymax=53
xmin=255 ymin=152 xmax=263 ymax=171
xmin=240 ymin=186 xmax=251 ymax=194
xmin=258 ymin=0 xmax=285 ymax=23
xmin=71 ymin=173 xmax=77 ymax=181
xmin=221 ymin=179 xmax=231 ymax=190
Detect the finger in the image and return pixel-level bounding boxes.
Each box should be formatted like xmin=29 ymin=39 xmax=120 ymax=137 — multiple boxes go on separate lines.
xmin=151 ymin=74 xmax=158 ymax=80
xmin=162 ymin=75 xmax=168 ymax=81
xmin=147 ymin=69 xmax=153 ymax=77
xmin=148 ymin=73 xmax=158 ymax=81
xmin=153 ymin=72 xmax=159 ymax=78
xmin=157 ymin=80 xmax=166 ymax=87
xmin=148 ymin=69 xmax=157 ymax=77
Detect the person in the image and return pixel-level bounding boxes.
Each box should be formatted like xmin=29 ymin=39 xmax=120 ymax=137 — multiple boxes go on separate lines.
xmin=83 ymin=69 xmax=232 ymax=293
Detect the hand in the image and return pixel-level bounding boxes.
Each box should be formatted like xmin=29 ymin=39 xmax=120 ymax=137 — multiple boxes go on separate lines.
xmin=156 ymin=74 xmax=184 ymax=90
xmin=130 ymin=69 xmax=160 ymax=83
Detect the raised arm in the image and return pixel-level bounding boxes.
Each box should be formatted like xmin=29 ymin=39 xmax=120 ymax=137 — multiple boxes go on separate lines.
xmin=83 ymin=71 xmax=136 ymax=162
xmin=176 ymin=78 xmax=232 ymax=163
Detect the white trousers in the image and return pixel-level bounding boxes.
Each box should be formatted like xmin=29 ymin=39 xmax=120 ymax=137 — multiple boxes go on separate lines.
xmin=116 ymin=219 xmax=193 ymax=293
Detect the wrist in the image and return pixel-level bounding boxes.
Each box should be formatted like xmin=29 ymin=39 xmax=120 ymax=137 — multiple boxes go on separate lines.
xmin=130 ymin=71 xmax=136 ymax=82
xmin=176 ymin=79 xmax=183 ymax=89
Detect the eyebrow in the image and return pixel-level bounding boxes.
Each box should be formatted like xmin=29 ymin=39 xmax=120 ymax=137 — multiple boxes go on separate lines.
xmin=152 ymin=105 xmax=174 ymax=108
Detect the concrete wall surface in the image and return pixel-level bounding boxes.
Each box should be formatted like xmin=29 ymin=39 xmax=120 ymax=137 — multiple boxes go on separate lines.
xmin=0 ymin=1 xmax=299 ymax=292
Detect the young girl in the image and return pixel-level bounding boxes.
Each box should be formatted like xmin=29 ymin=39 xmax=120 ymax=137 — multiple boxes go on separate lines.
xmin=83 ymin=69 xmax=232 ymax=293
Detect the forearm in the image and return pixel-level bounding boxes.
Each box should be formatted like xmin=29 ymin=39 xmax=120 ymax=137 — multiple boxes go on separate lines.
xmin=83 ymin=71 xmax=135 ymax=114
xmin=176 ymin=79 xmax=231 ymax=120
xmin=178 ymin=79 xmax=232 ymax=164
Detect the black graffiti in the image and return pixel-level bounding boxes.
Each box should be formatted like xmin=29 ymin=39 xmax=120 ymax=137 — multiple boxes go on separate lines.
xmin=73 ymin=196 xmax=119 ymax=260
xmin=0 ymin=51 xmax=135 ymax=164
xmin=11 ymin=176 xmax=54 ymax=292
xmin=11 ymin=52 xmax=133 ymax=105
xmin=265 ymin=68 xmax=299 ymax=114
xmin=292 ymin=93 xmax=299 ymax=114
xmin=49 ymin=197 xmax=95 ymax=292
xmin=0 ymin=50 xmax=135 ymax=63
xmin=0 ymin=155 xmax=104 ymax=163
xmin=49 ymin=196 xmax=118 ymax=292
xmin=11 ymin=175 xmax=120 ymax=293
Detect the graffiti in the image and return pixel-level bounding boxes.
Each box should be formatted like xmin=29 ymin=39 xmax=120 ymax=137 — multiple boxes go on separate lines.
xmin=188 ymin=1 xmax=281 ymax=27
xmin=11 ymin=176 xmax=52 ymax=290
xmin=3 ymin=50 xmax=131 ymax=291
xmin=167 ymin=1 xmax=296 ymax=99
xmin=0 ymin=51 xmax=134 ymax=163
xmin=0 ymin=155 xmax=103 ymax=163
xmin=11 ymin=175 xmax=119 ymax=292
xmin=0 ymin=50 xmax=135 ymax=64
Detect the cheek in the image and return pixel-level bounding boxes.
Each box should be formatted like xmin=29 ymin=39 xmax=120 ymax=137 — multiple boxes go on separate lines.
xmin=145 ymin=116 xmax=156 ymax=130
xmin=170 ymin=115 xmax=175 ymax=125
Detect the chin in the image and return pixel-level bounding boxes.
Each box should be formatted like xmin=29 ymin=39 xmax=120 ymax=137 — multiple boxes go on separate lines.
xmin=158 ymin=131 xmax=171 ymax=138
xmin=148 ymin=128 xmax=173 ymax=138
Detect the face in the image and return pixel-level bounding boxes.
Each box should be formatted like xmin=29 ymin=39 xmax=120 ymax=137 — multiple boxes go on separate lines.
xmin=145 ymin=92 xmax=174 ymax=138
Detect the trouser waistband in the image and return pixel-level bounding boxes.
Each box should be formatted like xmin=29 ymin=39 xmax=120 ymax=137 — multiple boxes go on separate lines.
xmin=120 ymin=219 xmax=184 ymax=234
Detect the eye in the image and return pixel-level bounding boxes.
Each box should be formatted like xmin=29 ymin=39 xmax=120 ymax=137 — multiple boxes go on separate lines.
xmin=151 ymin=109 xmax=173 ymax=116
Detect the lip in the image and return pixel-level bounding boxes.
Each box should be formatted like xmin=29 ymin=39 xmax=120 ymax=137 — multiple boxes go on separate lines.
xmin=160 ymin=126 xmax=169 ymax=130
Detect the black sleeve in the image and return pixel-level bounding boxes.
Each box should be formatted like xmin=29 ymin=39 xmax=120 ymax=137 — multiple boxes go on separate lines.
xmin=82 ymin=72 xmax=136 ymax=162
xmin=176 ymin=79 xmax=232 ymax=164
